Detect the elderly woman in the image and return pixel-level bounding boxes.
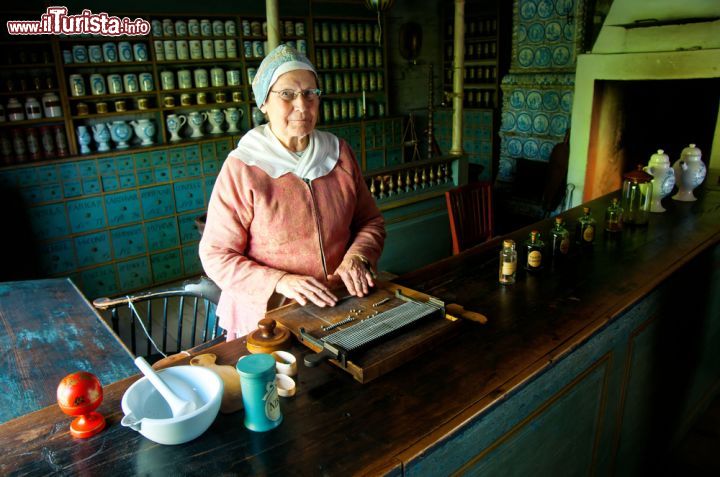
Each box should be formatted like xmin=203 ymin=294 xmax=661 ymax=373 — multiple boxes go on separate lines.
xmin=199 ymin=45 xmax=386 ymax=340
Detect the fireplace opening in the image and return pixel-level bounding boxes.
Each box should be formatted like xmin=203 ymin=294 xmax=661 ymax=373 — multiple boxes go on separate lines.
xmin=585 ymin=78 xmax=720 ymax=199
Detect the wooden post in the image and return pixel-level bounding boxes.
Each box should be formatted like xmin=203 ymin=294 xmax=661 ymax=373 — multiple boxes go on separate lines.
xmin=266 ymin=0 xmax=280 ymax=51
xmin=449 ymin=0 xmax=465 ymax=156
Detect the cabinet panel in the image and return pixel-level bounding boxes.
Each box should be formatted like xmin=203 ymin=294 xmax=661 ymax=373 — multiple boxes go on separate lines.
xmin=105 ymin=190 xmax=141 ymax=226
xmin=178 ymin=212 xmax=201 ymax=244
xmin=82 ymin=177 xmax=101 ymax=194
xmin=98 ymin=158 xmax=116 ymax=176
xmin=101 ymin=175 xmax=119 ymax=191
xmin=115 ymin=155 xmax=134 ymax=172
xmin=151 ymin=250 xmax=182 ymax=283
xmin=111 ymin=224 xmax=146 ymax=259
xmin=174 ymin=179 xmax=204 ymax=212
xmin=20 ymin=186 xmax=49 ymax=206
xmin=79 ymin=161 xmax=98 ymax=177
xmin=67 ymin=197 xmax=106 ymax=233
xmin=146 ymin=217 xmax=179 ymax=252
xmin=137 ymin=171 xmax=154 ymax=186
xmin=38 ymin=239 xmax=76 ymax=275
xmin=140 ymin=185 xmax=174 ymax=219
xmin=74 ymin=231 xmax=111 ymax=267
xmin=182 ymin=243 xmax=202 ymax=275
xmin=117 ymin=257 xmax=151 ymax=292
xmin=185 ymin=145 xmax=200 ymax=163
xmin=119 ymin=173 xmax=137 ymax=189
xmin=28 ymin=204 xmax=69 ymax=240
xmin=62 ymin=181 xmax=82 ymax=198
xmin=80 ymin=264 xmax=118 ymax=300
xmin=134 ymin=152 xmax=152 ymax=170
xmin=60 ymin=164 xmax=79 ymax=181
xmin=35 ymin=165 xmax=58 ymax=184
xmin=151 ymin=150 xmax=168 ymax=167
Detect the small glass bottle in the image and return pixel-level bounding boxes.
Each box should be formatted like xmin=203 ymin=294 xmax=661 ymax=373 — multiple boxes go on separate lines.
xmin=605 ymin=198 xmax=623 ymax=233
xmin=576 ymin=207 xmax=596 ymax=245
xmin=499 ymin=239 xmax=517 ymax=285
xmin=550 ymin=216 xmax=570 ymax=258
xmin=524 ymin=230 xmax=545 ymax=272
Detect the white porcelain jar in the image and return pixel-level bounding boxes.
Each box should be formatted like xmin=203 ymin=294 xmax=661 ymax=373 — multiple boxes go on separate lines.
xmin=7 ymin=97 xmax=25 ymax=121
xmin=644 ymin=149 xmax=675 ymax=213
xmin=672 ymin=143 xmax=706 ymax=202
xmin=24 ymin=96 xmax=42 ymax=120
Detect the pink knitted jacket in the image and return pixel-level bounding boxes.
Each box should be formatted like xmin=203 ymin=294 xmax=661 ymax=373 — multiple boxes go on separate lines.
xmin=199 ymin=140 xmax=385 ymax=337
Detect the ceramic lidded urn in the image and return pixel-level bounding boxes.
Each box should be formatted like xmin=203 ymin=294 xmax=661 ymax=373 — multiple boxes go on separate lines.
xmin=187 ymin=111 xmax=208 ymax=138
xmin=109 ymin=120 xmax=132 ymax=149
xmin=208 ymin=109 xmax=225 ymax=134
xmin=130 ymin=119 xmax=155 ymax=146
xmin=643 ymin=149 xmax=675 ymax=213
xmin=92 ymin=123 xmax=111 ymax=152
xmin=76 ymin=125 xmax=92 ymax=154
xmin=672 ymin=143 xmax=706 ymax=201
xmin=166 ymin=114 xmax=187 ymax=142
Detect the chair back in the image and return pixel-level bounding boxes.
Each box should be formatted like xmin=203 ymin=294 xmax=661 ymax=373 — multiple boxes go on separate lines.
xmin=445 ymin=181 xmax=494 ymax=255
xmin=93 ymin=276 xmax=222 ymax=362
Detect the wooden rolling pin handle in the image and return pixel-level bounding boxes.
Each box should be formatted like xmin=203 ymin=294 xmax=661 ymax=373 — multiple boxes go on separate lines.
xmin=446 ymin=303 xmax=488 ymax=324
xmin=258 ymin=318 xmax=277 ymax=339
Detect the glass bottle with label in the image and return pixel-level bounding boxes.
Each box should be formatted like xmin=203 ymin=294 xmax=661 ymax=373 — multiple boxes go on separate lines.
xmin=605 ymin=198 xmax=623 ymax=233
xmin=499 ymin=239 xmax=517 ymax=285
xmin=576 ymin=207 xmax=596 ymax=245
xmin=550 ymin=216 xmax=570 ymax=258
xmin=524 ymin=230 xmax=544 ymax=272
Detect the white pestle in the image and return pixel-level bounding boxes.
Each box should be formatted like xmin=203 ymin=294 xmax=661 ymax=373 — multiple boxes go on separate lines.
xmin=134 ymin=357 xmax=198 ymax=417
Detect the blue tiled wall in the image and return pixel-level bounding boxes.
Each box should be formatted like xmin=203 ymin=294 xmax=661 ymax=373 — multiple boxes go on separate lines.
xmin=497 ymin=0 xmax=586 ymax=181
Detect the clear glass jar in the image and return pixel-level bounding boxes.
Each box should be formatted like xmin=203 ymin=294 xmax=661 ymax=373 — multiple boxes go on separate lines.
xmin=499 ymin=239 xmax=517 ymax=285
xmin=621 ymin=165 xmax=653 ymax=226
xmin=576 ymin=207 xmax=596 ymax=245
xmin=551 ymin=216 xmax=570 ymax=258
xmin=605 ymin=197 xmax=623 ymax=232
xmin=524 ymin=230 xmax=544 ymax=272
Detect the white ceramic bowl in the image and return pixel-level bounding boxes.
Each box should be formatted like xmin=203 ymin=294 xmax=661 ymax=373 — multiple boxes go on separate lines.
xmin=121 ymin=365 xmax=223 ymax=445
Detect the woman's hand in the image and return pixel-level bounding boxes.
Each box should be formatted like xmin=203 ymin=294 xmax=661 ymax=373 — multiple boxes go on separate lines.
xmin=275 ymin=274 xmax=338 ymax=307
xmin=328 ymin=255 xmax=375 ymax=297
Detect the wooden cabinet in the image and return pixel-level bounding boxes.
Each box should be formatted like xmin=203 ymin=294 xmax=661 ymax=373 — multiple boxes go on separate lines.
xmin=312 ymin=18 xmax=388 ymax=123
xmin=0 ymin=12 xmax=392 ymax=168
xmin=438 ymin=0 xmax=507 ymax=181
xmin=442 ymin=1 xmax=502 ymax=109
xmin=0 ymin=8 xmax=451 ymax=299
xmin=0 ymin=36 xmax=70 ymax=164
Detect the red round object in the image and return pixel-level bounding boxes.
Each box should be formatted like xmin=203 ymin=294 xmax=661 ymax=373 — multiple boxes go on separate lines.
xmin=57 ymin=371 xmax=106 ymax=438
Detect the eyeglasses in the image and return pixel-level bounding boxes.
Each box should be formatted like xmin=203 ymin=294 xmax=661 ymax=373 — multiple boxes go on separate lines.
xmin=269 ymin=88 xmax=323 ymax=102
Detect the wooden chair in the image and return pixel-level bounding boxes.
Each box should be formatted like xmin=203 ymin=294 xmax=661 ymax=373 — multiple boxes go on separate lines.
xmin=93 ymin=276 xmax=223 ymax=363
xmin=445 ymin=181 xmax=494 ymax=255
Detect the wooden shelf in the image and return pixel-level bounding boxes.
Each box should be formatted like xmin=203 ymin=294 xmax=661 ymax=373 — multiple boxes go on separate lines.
xmin=0 ymin=62 xmax=55 ymax=69
xmin=64 ymin=61 xmax=154 ymax=68
xmin=161 ymin=101 xmax=246 ymax=111
xmin=72 ymin=108 xmax=160 ymax=119
xmin=155 ymin=58 xmax=242 ymax=65
xmin=0 ymin=88 xmax=60 ymax=96
xmin=68 ymin=91 xmax=157 ymax=101
xmin=0 ymin=117 xmax=65 ymax=127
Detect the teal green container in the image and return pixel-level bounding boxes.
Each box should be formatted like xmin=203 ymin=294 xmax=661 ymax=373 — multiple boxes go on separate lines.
xmin=236 ymin=354 xmax=282 ymax=432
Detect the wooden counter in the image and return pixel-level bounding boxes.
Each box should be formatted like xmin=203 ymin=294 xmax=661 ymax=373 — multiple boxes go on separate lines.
xmin=1 ymin=188 xmax=719 ymax=476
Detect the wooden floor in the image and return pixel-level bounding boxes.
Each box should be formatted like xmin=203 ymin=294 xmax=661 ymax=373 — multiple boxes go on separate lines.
xmin=669 ymin=392 xmax=720 ymax=475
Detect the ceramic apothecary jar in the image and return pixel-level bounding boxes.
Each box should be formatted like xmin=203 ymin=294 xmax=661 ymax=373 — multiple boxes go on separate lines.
xmin=643 ymin=149 xmax=675 ymax=213
xmin=672 ymin=143 xmax=706 ymax=202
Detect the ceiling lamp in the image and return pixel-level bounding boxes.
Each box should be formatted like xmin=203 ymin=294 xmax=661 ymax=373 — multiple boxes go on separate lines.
xmin=364 ymin=0 xmax=395 ymax=45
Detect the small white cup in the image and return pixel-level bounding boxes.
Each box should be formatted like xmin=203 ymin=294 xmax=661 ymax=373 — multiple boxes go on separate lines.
xmin=271 ymin=351 xmax=297 ymax=377
xmin=275 ymin=374 xmax=296 ymax=397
